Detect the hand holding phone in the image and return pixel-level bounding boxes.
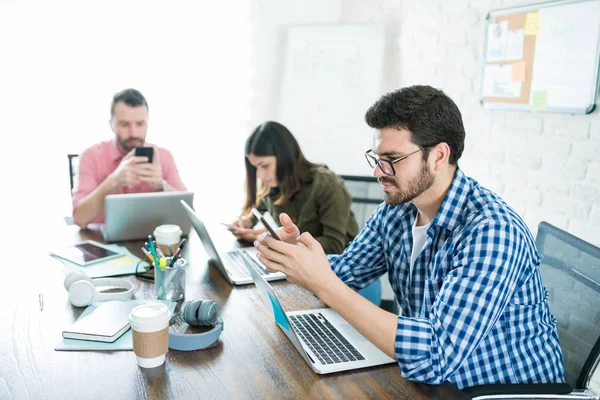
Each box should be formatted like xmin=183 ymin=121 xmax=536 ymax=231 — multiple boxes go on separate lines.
xmin=251 ymin=208 xmax=280 ymax=240
xmin=221 ymin=222 xmax=239 ymax=231
xmin=135 ymin=146 xmax=154 ymax=163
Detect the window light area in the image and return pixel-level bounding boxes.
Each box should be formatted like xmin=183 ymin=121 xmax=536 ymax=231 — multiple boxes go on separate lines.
xmin=0 ymin=0 xmax=253 ymax=237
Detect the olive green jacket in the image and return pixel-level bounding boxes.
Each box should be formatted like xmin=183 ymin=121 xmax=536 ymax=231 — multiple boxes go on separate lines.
xmin=258 ymin=167 xmax=358 ymax=254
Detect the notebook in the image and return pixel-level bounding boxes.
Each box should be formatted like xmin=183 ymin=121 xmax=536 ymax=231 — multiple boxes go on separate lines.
xmin=62 ymin=301 xmax=137 ymax=342
xmin=56 ymin=300 xmax=176 ymax=351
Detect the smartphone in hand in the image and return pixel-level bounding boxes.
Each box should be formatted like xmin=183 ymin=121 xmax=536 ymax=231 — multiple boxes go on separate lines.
xmin=251 ymin=208 xmax=280 ymax=240
xmin=221 ymin=222 xmax=238 ymax=231
xmin=135 ymin=146 xmax=154 ymax=163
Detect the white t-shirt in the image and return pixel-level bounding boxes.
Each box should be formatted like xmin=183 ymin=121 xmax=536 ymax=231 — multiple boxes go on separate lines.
xmin=410 ymin=217 xmax=432 ymax=285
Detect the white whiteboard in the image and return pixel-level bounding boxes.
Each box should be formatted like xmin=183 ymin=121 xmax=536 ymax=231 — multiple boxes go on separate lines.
xmin=482 ymin=0 xmax=600 ymax=114
xmin=529 ymin=0 xmax=600 ymax=111
xmin=278 ymin=24 xmax=386 ymax=176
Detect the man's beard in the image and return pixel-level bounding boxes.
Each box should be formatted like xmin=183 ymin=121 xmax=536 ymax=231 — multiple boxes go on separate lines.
xmin=119 ymin=137 xmax=144 ymax=152
xmin=379 ymin=161 xmax=435 ymax=205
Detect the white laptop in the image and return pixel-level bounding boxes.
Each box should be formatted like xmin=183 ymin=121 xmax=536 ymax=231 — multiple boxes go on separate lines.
xmin=180 ymin=200 xmax=286 ymax=285
xmin=238 ymin=249 xmax=395 ymax=374
xmin=103 ymin=192 xmax=194 ymax=242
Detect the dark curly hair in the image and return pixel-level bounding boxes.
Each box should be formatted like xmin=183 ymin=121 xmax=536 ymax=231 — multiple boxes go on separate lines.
xmin=365 ymin=85 xmax=465 ymax=164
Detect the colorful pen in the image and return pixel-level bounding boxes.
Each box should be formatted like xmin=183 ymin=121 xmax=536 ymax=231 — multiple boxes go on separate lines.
xmin=169 ymin=239 xmax=187 ymax=268
xmin=147 ymin=235 xmax=156 ymax=252
xmin=141 ymin=247 xmax=155 ymax=263
xmin=147 ymin=236 xmax=159 ymax=267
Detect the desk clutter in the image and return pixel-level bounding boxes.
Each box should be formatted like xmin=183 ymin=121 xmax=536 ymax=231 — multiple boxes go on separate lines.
xmin=141 ymin=233 xmax=187 ymax=301
xmin=55 ymin=225 xmax=224 ymax=368
xmin=56 ymin=300 xmax=224 ymax=358
xmin=56 ymin=300 xmax=176 ymax=352
xmin=63 ymin=271 xmax=134 ymax=307
xmin=51 ymin=242 xmax=149 ymax=278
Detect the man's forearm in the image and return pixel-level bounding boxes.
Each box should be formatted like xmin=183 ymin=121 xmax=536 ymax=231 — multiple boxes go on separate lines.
xmin=317 ymin=278 xmax=398 ymax=359
xmin=72 ymin=175 xmax=118 ymax=228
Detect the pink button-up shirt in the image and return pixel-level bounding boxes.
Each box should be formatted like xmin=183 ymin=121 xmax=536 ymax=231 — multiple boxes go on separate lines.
xmin=72 ymin=139 xmax=187 ymax=224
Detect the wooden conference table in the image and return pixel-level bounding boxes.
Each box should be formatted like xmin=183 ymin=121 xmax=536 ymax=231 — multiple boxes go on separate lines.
xmin=0 ymin=223 xmax=469 ymax=400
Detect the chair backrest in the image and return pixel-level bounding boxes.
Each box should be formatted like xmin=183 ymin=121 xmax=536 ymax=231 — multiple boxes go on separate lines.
xmin=536 ymin=221 xmax=600 ymax=389
xmin=68 ymin=154 xmax=79 ymax=194
xmin=584 ymin=338 xmax=600 ymax=393
xmin=340 ymin=175 xmax=383 ymax=229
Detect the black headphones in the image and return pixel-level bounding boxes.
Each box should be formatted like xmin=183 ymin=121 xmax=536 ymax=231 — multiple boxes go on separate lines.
xmin=168 ymin=299 xmax=224 ymax=351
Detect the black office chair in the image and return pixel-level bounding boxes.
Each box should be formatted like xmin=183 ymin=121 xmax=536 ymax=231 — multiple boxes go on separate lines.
xmin=339 ymin=174 xmax=384 ymax=227
xmin=68 ymin=154 xmax=79 ymax=193
xmin=464 ymin=221 xmax=600 ymax=399
xmin=340 ymin=175 xmax=389 ymax=308
xmin=65 ymin=154 xmax=79 ymax=225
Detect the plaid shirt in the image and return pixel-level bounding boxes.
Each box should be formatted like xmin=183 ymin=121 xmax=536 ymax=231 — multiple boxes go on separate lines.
xmin=328 ymin=168 xmax=565 ymax=389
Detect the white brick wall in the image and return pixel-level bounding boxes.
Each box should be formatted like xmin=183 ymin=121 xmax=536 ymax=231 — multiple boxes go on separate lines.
xmin=250 ymin=0 xmax=600 ymax=247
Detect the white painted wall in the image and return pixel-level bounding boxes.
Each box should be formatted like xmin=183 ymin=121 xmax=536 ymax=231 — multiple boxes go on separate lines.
xmin=248 ymin=0 xmax=600 ymax=248
xmin=248 ymin=0 xmax=600 ymax=301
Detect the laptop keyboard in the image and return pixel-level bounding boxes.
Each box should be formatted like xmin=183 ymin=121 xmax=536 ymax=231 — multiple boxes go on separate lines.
xmin=289 ymin=313 xmax=365 ymax=365
xmin=224 ymin=250 xmax=268 ymax=277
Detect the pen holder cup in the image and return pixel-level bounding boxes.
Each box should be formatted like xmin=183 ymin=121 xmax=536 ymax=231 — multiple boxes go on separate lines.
xmin=154 ymin=258 xmax=187 ymax=301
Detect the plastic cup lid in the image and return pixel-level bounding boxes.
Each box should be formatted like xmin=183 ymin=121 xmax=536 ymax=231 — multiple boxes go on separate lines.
xmin=129 ymin=303 xmax=171 ymax=328
xmin=154 ymin=224 xmax=182 ymax=235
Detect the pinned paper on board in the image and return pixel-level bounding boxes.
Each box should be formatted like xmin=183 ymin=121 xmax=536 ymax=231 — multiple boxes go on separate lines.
xmin=483 ymin=64 xmax=522 ymax=98
xmin=486 ymin=20 xmax=508 ymax=62
xmin=505 ymin=29 xmax=524 ymax=61
xmin=511 ymin=60 xmax=527 ymax=82
xmin=531 ymin=89 xmax=548 ymax=111
xmin=482 ymin=1 xmax=600 ymax=114
xmin=268 ymin=292 xmax=290 ymax=330
xmin=524 ymin=12 xmax=542 ymax=35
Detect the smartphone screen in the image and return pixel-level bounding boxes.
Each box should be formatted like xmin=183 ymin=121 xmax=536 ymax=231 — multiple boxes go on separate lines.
xmin=135 ymin=146 xmax=154 ymax=163
xmin=251 ymin=208 xmax=280 ymax=240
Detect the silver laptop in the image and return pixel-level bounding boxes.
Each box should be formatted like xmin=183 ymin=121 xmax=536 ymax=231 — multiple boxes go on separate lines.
xmin=103 ymin=192 xmax=194 ymax=242
xmin=238 ymin=249 xmax=395 ymax=374
xmin=180 ymin=200 xmax=286 ymax=285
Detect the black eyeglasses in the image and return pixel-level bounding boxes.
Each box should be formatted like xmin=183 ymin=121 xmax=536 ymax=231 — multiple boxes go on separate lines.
xmin=364 ymin=147 xmax=428 ymax=176
xmin=135 ymin=260 xmax=154 ymax=281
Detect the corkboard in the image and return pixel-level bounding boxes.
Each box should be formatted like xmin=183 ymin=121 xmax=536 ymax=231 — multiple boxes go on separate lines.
xmin=481 ymin=0 xmax=600 ymax=114
xmin=484 ymin=12 xmax=538 ymax=105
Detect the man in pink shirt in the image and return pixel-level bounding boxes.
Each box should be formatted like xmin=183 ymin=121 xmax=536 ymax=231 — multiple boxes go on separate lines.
xmin=72 ymin=88 xmax=187 ymax=228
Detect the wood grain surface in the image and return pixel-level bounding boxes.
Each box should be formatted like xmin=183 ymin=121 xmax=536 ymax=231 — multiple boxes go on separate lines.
xmin=0 ymin=223 xmax=468 ymax=400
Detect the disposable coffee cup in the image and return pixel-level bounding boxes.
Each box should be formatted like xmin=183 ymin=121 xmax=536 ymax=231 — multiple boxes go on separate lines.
xmin=129 ymin=303 xmax=171 ymax=368
xmin=154 ymin=224 xmax=182 ymax=256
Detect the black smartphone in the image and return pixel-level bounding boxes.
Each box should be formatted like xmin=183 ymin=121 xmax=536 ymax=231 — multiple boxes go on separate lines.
xmin=135 ymin=146 xmax=154 ymax=163
xmin=251 ymin=208 xmax=280 ymax=240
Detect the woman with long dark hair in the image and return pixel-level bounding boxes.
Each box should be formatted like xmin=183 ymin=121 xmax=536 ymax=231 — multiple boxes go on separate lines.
xmin=231 ymin=121 xmax=358 ymax=254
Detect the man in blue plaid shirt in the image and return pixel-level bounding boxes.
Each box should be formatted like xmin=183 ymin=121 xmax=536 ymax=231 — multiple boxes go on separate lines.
xmin=254 ymin=85 xmax=565 ymax=389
